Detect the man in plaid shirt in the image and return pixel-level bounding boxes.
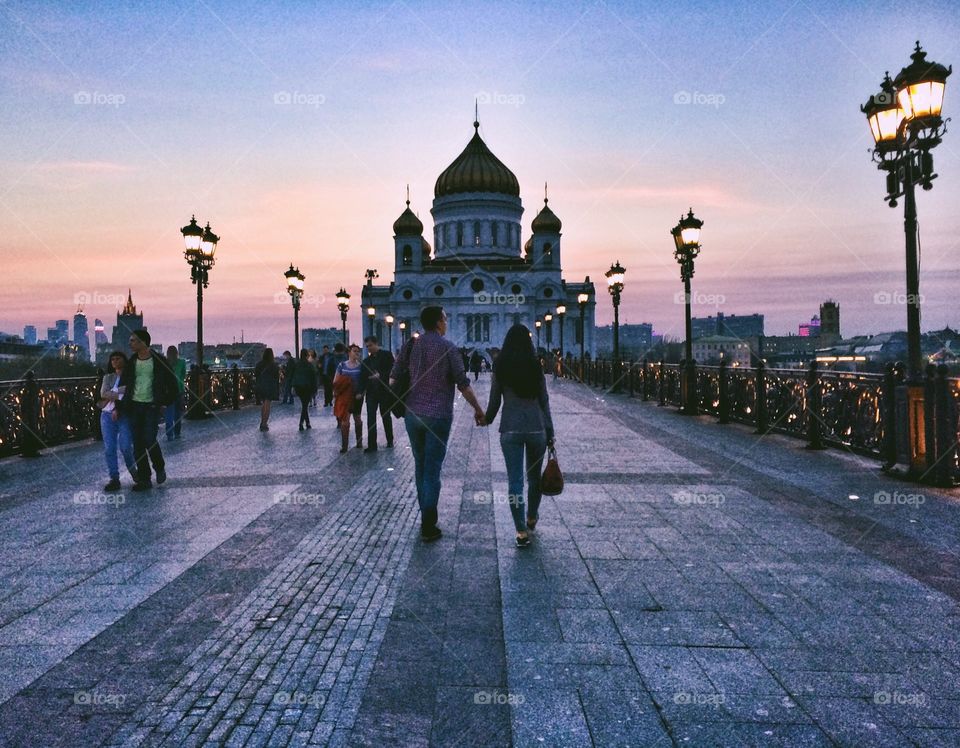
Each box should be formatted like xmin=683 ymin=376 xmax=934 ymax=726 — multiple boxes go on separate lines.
xmin=390 ymin=306 xmax=486 ymax=542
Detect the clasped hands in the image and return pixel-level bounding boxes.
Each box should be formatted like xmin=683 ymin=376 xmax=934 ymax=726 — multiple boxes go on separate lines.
xmin=474 ymin=408 xmax=487 ymax=427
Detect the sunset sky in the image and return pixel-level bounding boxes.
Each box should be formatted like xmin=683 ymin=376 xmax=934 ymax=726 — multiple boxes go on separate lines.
xmin=1 ymin=0 xmax=958 ymax=354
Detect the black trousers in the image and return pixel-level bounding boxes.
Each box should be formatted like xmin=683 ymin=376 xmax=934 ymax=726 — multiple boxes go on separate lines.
xmin=365 ymin=390 xmax=394 ymax=446
xmin=322 ymin=376 xmax=333 ymax=406
xmin=298 ymin=391 xmax=313 ymax=426
xmin=128 ymin=401 xmax=164 ymax=484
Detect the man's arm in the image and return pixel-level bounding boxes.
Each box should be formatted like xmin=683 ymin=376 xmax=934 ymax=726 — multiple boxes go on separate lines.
xmin=449 ymin=344 xmax=485 ymax=424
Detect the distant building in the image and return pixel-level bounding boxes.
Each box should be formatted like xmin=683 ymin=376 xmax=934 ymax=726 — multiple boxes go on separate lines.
xmin=73 ymin=310 xmax=90 ymax=361
xmin=819 ymin=300 xmax=840 ymax=341
xmin=94 ymin=319 xmax=107 ymax=346
xmin=594 ymin=323 xmax=654 ymax=359
xmin=691 ymin=312 xmax=764 ymax=340
xmin=48 ymin=319 xmax=69 ymax=346
xmin=23 ymin=325 xmax=37 ymax=345
xmin=302 ymin=327 xmax=348 ymax=353
xmin=760 ymin=334 xmax=821 ymax=367
xmin=799 ymin=315 xmax=820 ymax=337
xmin=109 ymin=290 xmax=145 ymax=355
xmin=692 ymin=335 xmax=752 ymax=366
xmin=178 ymin=342 xmax=266 ymax=369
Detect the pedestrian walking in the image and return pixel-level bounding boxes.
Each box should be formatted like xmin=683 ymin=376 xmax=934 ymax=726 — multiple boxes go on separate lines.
xmin=469 ymin=350 xmax=484 ymax=381
xmin=281 ymin=350 xmax=295 ymax=404
xmin=291 ymin=349 xmax=317 ymax=430
xmin=307 ymin=349 xmax=319 ymax=407
xmin=390 ymin=306 xmax=486 ymax=542
xmin=118 ymin=329 xmax=177 ymax=491
xmin=98 ymin=351 xmax=137 ymax=490
xmin=319 ymin=344 xmax=334 ymax=407
xmin=484 ymin=324 xmax=554 ymax=547
xmin=254 ymin=347 xmax=281 ymax=431
xmin=327 ymin=342 xmax=347 ymax=425
xmin=360 ymin=336 xmax=395 ymax=452
xmin=164 ymin=346 xmax=187 ymax=441
xmin=333 ymin=344 xmax=364 ymax=453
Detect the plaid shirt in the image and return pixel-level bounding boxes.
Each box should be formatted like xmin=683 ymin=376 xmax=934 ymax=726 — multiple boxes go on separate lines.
xmin=390 ymin=331 xmax=470 ymax=419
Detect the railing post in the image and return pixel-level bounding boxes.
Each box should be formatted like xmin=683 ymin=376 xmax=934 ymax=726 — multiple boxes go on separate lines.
xmin=231 ymin=364 xmax=240 ymax=410
xmin=641 ymin=358 xmax=649 ymax=402
xmin=755 ymin=360 xmax=768 ymax=434
xmin=718 ymin=358 xmax=729 ymax=424
xmin=934 ymin=364 xmax=958 ymax=486
xmin=805 ymin=359 xmax=825 ymax=449
xmin=880 ymin=363 xmax=898 ymax=471
xmin=923 ymin=364 xmax=937 ymax=482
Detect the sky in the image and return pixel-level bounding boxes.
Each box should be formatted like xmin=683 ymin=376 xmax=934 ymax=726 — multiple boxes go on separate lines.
xmin=1 ymin=0 xmax=958 ymax=355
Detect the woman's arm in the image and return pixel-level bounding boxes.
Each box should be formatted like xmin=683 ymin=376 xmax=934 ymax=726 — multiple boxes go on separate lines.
xmin=538 ymin=376 xmax=555 ymax=442
xmin=484 ymin=373 xmax=503 ymax=425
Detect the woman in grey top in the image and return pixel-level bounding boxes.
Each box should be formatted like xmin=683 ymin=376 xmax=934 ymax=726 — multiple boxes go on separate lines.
xmin=484 ymin=324 xmax=555 ymax=547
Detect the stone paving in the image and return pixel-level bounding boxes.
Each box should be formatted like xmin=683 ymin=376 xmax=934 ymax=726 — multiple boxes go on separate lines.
xmin=0 ymin=377 xmax=959 ymax=746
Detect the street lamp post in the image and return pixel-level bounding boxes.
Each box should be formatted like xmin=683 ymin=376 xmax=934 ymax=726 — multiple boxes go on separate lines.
xmin=366 ymin=306 xmax=376 ymax=340
xmin=535 ymin=318 xmax=542 ymax=351
xmin=399 ymin=320 xmax=407 ymax=346
xmin=577 ymin=292 xmax=589 ymax=379
xmin=605 ymin=262 xmax=626 ymax=393
xmin=181 ymin=215 xmax=219 ymax=419
xmin=556 ymin=304 xmax=566 ymax=377
xmin=284 ymin=264 xmax=305 ymax=357
xmin=862 ymin=42 xmax=951 ymax=475
xmin=671 ymin=209 xmax=704 ymax=415
xmin=336 ymin=288 xmax=351 ymax=345
xmin=385 ymin=314 xmax=395 ymax=353
xmin=544 ymin=312 xmax=553 ymax=351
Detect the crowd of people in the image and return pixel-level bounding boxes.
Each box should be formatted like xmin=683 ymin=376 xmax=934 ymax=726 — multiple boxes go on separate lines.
xmin=95 ymin=308 xmax=556 ymax=548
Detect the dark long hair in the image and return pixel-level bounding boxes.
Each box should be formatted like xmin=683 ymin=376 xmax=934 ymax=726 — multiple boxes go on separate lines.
xmin=262 ymin=348 xmax=275 ymax=365
xmin=493 ymin=324 xmax=543 ymax=399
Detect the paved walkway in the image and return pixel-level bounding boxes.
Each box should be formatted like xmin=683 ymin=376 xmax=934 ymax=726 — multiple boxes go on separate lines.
xmin=0 ymin=377 xmax=959 ymax=746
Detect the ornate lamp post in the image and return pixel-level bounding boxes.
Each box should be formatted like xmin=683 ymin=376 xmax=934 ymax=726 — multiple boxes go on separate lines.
xmin=284 ymin=264 xmax=305 ymax=356
xmin=671 ymin=209 xmax=703 ymax=415
xmin=544 ymin=312 xmax=553 ymax=351
xmin=577 ymin=292 xmax=589 ymax=377
xmin=605 ymin=261 xmax=626 ymax=393
xmin=385 ymin=314 xmax=395 ymax=353
xmin=556 ymin=303 xmax=567 ymax=357
xmin=366 ymin=305 xmax=376 ymax=340
xmin=535 ymin=318 xmax=542 ymax=351
xmin=862 ymin=42 xmax=951 ymax=475
xmin=181 ymin=215 xmax=220 ymax=367
xmin=336 ymin=288 xmax=351 ymax=345
xmin=399 ymin=320 xmax=407 ymax=345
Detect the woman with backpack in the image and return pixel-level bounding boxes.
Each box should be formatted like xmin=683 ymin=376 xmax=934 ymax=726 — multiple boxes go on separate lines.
xmin=484 ymin=324 xmax=555 ymax=547
xmin=254 ymin=348 xmax=280 ymax=431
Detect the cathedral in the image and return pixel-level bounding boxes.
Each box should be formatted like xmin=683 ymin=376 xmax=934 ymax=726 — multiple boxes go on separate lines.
xmin=361 ymin=119 xmax=596 ymax=359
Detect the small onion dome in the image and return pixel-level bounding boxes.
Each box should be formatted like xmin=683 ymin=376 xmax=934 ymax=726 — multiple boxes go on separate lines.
xmin=434 ymin=121 xmax=520 ymax=197
xmin=523 ymin=235 xmax=534 ymax=257
xmin=421 ymin=237 xmax=433 ymax=258
xmin=393 ymin=201 xmax=423 ymax=236
xmin=531 ymin=198 xmax=562 ymax=233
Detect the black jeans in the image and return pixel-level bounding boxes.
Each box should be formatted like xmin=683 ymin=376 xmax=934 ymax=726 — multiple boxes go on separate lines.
xmin=128 ymin=401 xmax=164 ymax=484
xmin=365 ymin=389 xmax=394 ymax=446
xmin=322 ymin=376 xmax=333 ymax=406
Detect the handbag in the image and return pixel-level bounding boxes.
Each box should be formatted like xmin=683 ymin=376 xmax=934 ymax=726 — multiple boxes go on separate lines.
xmin=540 ymin=444 xmax=564 ymax=495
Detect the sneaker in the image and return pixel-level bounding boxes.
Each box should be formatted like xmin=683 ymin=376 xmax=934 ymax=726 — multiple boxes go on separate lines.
xmin=156 ymin=469 xmax=166 ymax=485
xmin=421 ymin=526 xmax=442 ymax=543
xmin=363 ymin=445 xmax=378 ymax=453
xmin=515 ymin=534 xmax=531 ymax=548
xmin=132 ymin=482 xmax=152 ymax=492
xmin=103 ymin=478 xmax=121 ymax=492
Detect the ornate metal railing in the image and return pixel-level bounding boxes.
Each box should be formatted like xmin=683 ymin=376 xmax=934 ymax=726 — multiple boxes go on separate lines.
xmin=0 ymin=367 xmax=259 ymax=458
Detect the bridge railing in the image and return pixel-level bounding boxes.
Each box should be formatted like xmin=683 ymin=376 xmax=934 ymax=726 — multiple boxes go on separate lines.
xmin=0 ymin=367 xmax=259 ymax=458
xmin=576 ymin=357 xmax=958 ymax=482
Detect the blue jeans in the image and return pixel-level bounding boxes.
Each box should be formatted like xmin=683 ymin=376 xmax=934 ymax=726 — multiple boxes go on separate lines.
xmin=404 ymin=413 xmax=452 ymax=526
xmin=164 ymin=393 xmax=184 ymax=440
xmin=500 ymin=432 xmax=548 ymax=532
xmin=101 ymin=410 xmax=136 ymax=481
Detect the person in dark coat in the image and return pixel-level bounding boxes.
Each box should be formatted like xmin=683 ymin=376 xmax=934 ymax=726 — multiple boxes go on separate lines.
xmin=291 ymin=349 xmax=317 ymax=430
xmin=360 ymin=336 xmax=395 ymax=452
xmin=281 ymin=351 xmax=295 ymax=404
xmin=469 ymin=350 xmax=484 ymax=381
xmin=254 ymin=348 xmax=281 ymax=431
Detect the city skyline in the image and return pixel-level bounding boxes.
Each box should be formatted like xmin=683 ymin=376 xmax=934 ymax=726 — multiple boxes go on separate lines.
xmin=1 ymin=1 xmax=958 ymax=355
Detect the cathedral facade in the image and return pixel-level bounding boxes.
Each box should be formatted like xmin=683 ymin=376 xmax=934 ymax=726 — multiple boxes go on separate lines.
xmin=361 ymin=120 xmax=597 ymax=359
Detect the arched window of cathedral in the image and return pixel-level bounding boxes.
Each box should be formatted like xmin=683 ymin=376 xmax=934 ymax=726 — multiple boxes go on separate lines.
xmin=544 ymin=243 xmax=553 ymax=265
xmin=402 ymin=245 xmax=412 ymax=266
xmin=492 ymin=222 xmax=499 ymax=247
xmin=457 ymin=223 xmax=464 ymax=246
xmin=473 ymin=221 xmax=481 ymax=246
xmin=482 ymin=315 xmax=490 ymax=342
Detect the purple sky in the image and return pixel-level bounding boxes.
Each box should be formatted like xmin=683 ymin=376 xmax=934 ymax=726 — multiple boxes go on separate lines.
xmin=1 ymin=0 xmax=958 ymax=354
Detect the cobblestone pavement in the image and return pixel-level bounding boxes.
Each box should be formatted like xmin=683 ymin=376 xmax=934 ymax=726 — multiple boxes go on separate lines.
xmin=1 ymin=377 xmax=959 ymax=746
